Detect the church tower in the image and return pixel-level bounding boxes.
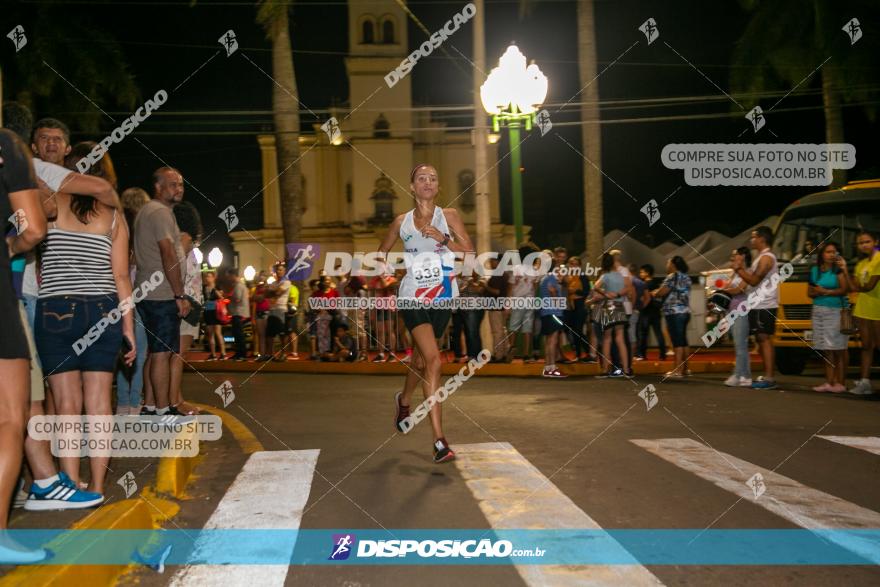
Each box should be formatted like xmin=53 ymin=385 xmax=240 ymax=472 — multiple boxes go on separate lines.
xmin=345 ymin=0 xmax=414 ymax=224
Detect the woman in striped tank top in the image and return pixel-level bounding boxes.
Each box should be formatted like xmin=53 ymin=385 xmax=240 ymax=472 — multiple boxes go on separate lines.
xmin=34 ymin=144 xmax=136 ymax=499
xmin=379 ymin=164 xmax=475 ymax=464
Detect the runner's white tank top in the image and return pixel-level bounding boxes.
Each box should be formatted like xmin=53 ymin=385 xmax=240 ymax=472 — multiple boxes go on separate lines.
xmin=397 ymin=206 xmax=458 ymax=300
xmin=748 ymin=248 xmax=779 ymax=309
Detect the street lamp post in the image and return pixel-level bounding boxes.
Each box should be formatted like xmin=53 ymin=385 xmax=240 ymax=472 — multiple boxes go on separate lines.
xmin=480 ymin=44 xmax=548 ymax=246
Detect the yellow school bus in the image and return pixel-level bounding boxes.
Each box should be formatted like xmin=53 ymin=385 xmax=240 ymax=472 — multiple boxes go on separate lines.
xmin=772 ymin=179 xmax=880 ymax=374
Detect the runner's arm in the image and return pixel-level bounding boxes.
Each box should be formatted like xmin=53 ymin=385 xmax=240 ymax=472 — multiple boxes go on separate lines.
xmin=110 ymin=211 xmax=136 ymax=364
xmin=442 ymin=208 xmax=475 ymax=255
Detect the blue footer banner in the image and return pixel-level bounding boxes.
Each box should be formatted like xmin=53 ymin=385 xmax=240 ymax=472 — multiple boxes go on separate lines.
xmin=2 ymin=529 xmax=879 ymax=565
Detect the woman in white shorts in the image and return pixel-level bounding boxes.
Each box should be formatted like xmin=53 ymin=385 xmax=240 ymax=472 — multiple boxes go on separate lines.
xmin=809 ymin=242 xmax=849 ymax=393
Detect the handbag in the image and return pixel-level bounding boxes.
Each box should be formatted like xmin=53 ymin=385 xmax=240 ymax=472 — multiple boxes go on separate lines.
xmin=840 ymin=300 xmax=858 ymax=335
xmin=215 ymin=298 xmax=232 ymax=325
xmin=182 ymin=295 xmax=203 ymax=327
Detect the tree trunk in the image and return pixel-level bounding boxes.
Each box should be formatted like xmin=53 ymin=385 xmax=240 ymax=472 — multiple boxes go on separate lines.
xmin=473 ymin=0 xmax=491 ymax=255
xmin=577 ymin=0 xmax=603 ymax=263
xmin=821 ymin=65 xmax=846 ymax=186
xmin=271 ymin=11 xmax=303 ymax=244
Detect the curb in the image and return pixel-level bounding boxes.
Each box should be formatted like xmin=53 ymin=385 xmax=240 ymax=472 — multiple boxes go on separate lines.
xmin=1 ymin=422 xmax=206 ymax=585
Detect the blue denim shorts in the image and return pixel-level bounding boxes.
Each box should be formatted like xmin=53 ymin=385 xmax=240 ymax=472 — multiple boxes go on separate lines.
xmin=137 ymin=300 xmax=181 ymax=354
xmin=35 ymin=295 xmax=123 ymax=374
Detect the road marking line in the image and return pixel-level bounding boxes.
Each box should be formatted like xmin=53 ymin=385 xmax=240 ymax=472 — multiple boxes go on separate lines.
xmin=170 ymin=450 xmax=319 ymax=586
xmin=818 ymin=435 xmax=880 ymax=456
xmin=631 ymin=438 xmax=880 ymax=563
xmin=455 ymin=442 xmax=664 ymax=586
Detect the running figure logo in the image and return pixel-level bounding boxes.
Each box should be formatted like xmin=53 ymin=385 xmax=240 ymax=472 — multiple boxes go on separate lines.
xmin=640 ymin=199 xmax=661 ymax=227
xmin=118 ymin=471 xmax=138 ymax=498
xmin=328 ymin=533 xmax=356 ymax=560
xmin=536 ymin=110 xmax=552 ymax=137
xmin=219 ymin=205 xmax=239 ymax=231
xmin=639 ymin=18 xmax=659 ymax=45
xmin=746 ymin=472 xmax=766 ymax=500
xmin=215 ymin=380 xmax=235 ymax=408
xmin=637 ymin=384 xmax=659 ymax=411
xmin=7 ymin=25 xmax=26 ymax=52
xmin=219 ymin=29 xmax=238 ymax=56
xmin=746 ymin=106 xmax=766 ymax=132
xmin=842 ymin=18 xmax=862 ymax=45
xmin=8 ymin=209 xmax=28 ymax=235
xmin=321 ymin=117 xmax=342 ymax=144
xmin=286 ymin=243 xmax=319 ymax=281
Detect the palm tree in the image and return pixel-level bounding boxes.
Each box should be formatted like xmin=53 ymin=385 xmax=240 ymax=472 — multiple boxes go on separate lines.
xmin=519 ymin=0 xmax=604 ymax=259
xmin=732 ymin=0 xmax=879 ymax=185
xmin=2 ymin=1 xmax=138 ymax=134
xmin=577 ymin=0 xmax=604 ymax=263
xmin=257 ymin=0 xmax=303 ymax=244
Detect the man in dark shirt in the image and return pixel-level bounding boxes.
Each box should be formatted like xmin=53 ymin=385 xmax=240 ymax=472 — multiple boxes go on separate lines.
xmin=0 ymin=129 xmax=50 ymax=562
xmin=638 ymin=264 xmax=668 ymax=360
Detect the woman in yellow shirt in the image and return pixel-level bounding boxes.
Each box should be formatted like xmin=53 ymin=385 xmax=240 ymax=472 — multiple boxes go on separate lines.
xmin=839 ymin=231 xmax=880 ymax=395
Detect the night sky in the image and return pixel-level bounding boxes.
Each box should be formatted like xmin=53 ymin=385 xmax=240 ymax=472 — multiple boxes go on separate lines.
xmin=4 ymin=0 xmax=879 ymax=262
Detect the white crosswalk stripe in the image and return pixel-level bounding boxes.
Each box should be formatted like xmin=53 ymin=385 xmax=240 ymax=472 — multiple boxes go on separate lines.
xmin=818 ymin=435 xmax=880 ymax=456
xmin=170 ymin=450 xmax=320 ymax=586
xmin=454 ymin=442 xmax=664 ymax=586
xmin=632 ymin=438 xmax=880 ymax=564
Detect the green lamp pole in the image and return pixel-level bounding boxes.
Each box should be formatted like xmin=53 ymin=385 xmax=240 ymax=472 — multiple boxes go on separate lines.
xmin=492 ymin=108 xmax=534 ymax=245
xmin=481 ymin=45 xmax=547 ymax=247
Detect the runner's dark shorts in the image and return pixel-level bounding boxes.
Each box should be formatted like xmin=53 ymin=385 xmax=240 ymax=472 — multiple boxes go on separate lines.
xmin=540 ymin=314 xmax=564 ymax=336
xmin=748 ymin=308 xmax=777 ymax=336
xmin=401 ymin=309 xmax=451 ymax=338
xmin=137 ymin=300 xmax=181 ymax=353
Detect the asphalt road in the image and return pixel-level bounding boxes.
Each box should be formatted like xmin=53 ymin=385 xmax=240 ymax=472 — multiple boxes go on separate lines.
xmin=114 ymin=368 xmax=880 ymax=586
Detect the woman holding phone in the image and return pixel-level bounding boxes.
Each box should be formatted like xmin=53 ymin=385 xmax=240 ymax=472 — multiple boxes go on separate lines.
xmin=808 ymin=242 xmax=849 ymax=392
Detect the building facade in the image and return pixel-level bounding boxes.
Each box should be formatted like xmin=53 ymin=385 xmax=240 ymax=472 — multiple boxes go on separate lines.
xmin=230 ymin=0 xmax=516 ymax=276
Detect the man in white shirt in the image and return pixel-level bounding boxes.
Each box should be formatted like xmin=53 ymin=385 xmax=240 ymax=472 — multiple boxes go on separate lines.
xmin=731 ymin=226 xmax=780 ymax=390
